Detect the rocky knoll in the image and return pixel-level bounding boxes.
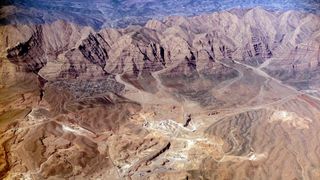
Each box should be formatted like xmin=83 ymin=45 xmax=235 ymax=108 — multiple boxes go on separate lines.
xmin=0 ymin=7 xmax=320 ymax=179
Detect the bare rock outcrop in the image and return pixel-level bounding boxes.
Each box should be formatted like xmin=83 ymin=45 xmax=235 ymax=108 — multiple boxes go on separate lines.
xmin=1 ymin=7 xmax=320 ymax=180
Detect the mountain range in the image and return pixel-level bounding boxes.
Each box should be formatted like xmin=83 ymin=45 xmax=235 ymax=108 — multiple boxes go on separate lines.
xmin=0 ymin=6 xmax=320 ymax=180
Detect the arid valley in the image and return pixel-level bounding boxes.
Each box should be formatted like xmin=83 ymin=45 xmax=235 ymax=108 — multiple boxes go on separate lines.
xmin=1 ymin=1 xmax=320 ymax=179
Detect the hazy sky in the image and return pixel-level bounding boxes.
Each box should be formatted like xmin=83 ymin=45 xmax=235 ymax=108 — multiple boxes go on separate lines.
xmin=1 ymin=0 xmax=319 ymax=28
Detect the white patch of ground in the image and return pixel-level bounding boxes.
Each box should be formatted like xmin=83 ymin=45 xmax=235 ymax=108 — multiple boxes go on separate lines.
xmin=143 ymin=119 xmax=197 ymax=136
xmin=219 ymin=152 xmax=267 ymax=162
xmin=61 ymin=124 xmax=96 ymax=137
xmin=142 ymin=118 xmax=224 ymax=169
xmin=269 ymin=110 xmax=312 ymax=129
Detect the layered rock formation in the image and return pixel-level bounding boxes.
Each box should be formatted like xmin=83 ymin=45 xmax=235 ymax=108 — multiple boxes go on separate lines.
xmin=0 ymin=7 xmax=320 ymax=179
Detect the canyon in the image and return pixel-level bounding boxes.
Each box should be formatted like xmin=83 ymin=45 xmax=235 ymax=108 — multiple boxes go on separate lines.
xmin=0 ymin=7 xmax=320 ymax=179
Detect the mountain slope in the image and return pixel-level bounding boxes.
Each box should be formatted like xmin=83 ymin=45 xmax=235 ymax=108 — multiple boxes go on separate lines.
xmin=0 ymin=7 xmax=320 ymax=179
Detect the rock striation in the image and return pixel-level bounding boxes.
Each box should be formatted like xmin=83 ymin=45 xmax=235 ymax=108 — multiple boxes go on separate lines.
xmin=0 ymin=7 xmax=320 ymax=180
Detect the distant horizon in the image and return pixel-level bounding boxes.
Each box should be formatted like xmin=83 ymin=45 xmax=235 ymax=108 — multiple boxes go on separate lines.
xmin=1 ymin=0 xmax=319 ymax=29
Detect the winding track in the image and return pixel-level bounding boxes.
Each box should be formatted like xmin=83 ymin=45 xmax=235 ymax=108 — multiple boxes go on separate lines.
xmin=234 ymin=59 xmax=320 ymax=103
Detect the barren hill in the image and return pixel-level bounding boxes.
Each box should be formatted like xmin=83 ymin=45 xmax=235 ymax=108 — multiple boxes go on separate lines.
xmin=0 ymin=7 xmax=320 ymax=179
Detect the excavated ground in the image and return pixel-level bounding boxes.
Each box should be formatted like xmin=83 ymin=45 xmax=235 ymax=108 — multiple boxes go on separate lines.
xmin=1 ymin=7 xmax=320 ymax=180
xmin=1 ymin=55 xmax=320 ymax=179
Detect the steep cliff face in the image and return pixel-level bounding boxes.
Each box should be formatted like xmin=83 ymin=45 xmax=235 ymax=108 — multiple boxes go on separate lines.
xmin=79 ymin=33 xmax=110 ymax=70
xmin=4 ymin=7 xmax=319 ymax=81
xmin=7 ymin=26 xmax=45 ymax=72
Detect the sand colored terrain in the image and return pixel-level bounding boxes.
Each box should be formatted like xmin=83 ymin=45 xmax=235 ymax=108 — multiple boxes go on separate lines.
xmin=0 ymin=7 xmax=320 ymax=180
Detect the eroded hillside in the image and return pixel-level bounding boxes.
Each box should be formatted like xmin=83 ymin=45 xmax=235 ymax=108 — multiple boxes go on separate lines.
xmin=0 ymin=7 xmax=320 ymax=179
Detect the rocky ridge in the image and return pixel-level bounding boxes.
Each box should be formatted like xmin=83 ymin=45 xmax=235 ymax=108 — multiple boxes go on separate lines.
xmin=0 ymin=7 xmax=320 ymax=179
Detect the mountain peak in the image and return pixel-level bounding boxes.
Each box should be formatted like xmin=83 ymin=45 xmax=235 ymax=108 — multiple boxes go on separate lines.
xmin=1 ymin=5 xmax=320 ymax=180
